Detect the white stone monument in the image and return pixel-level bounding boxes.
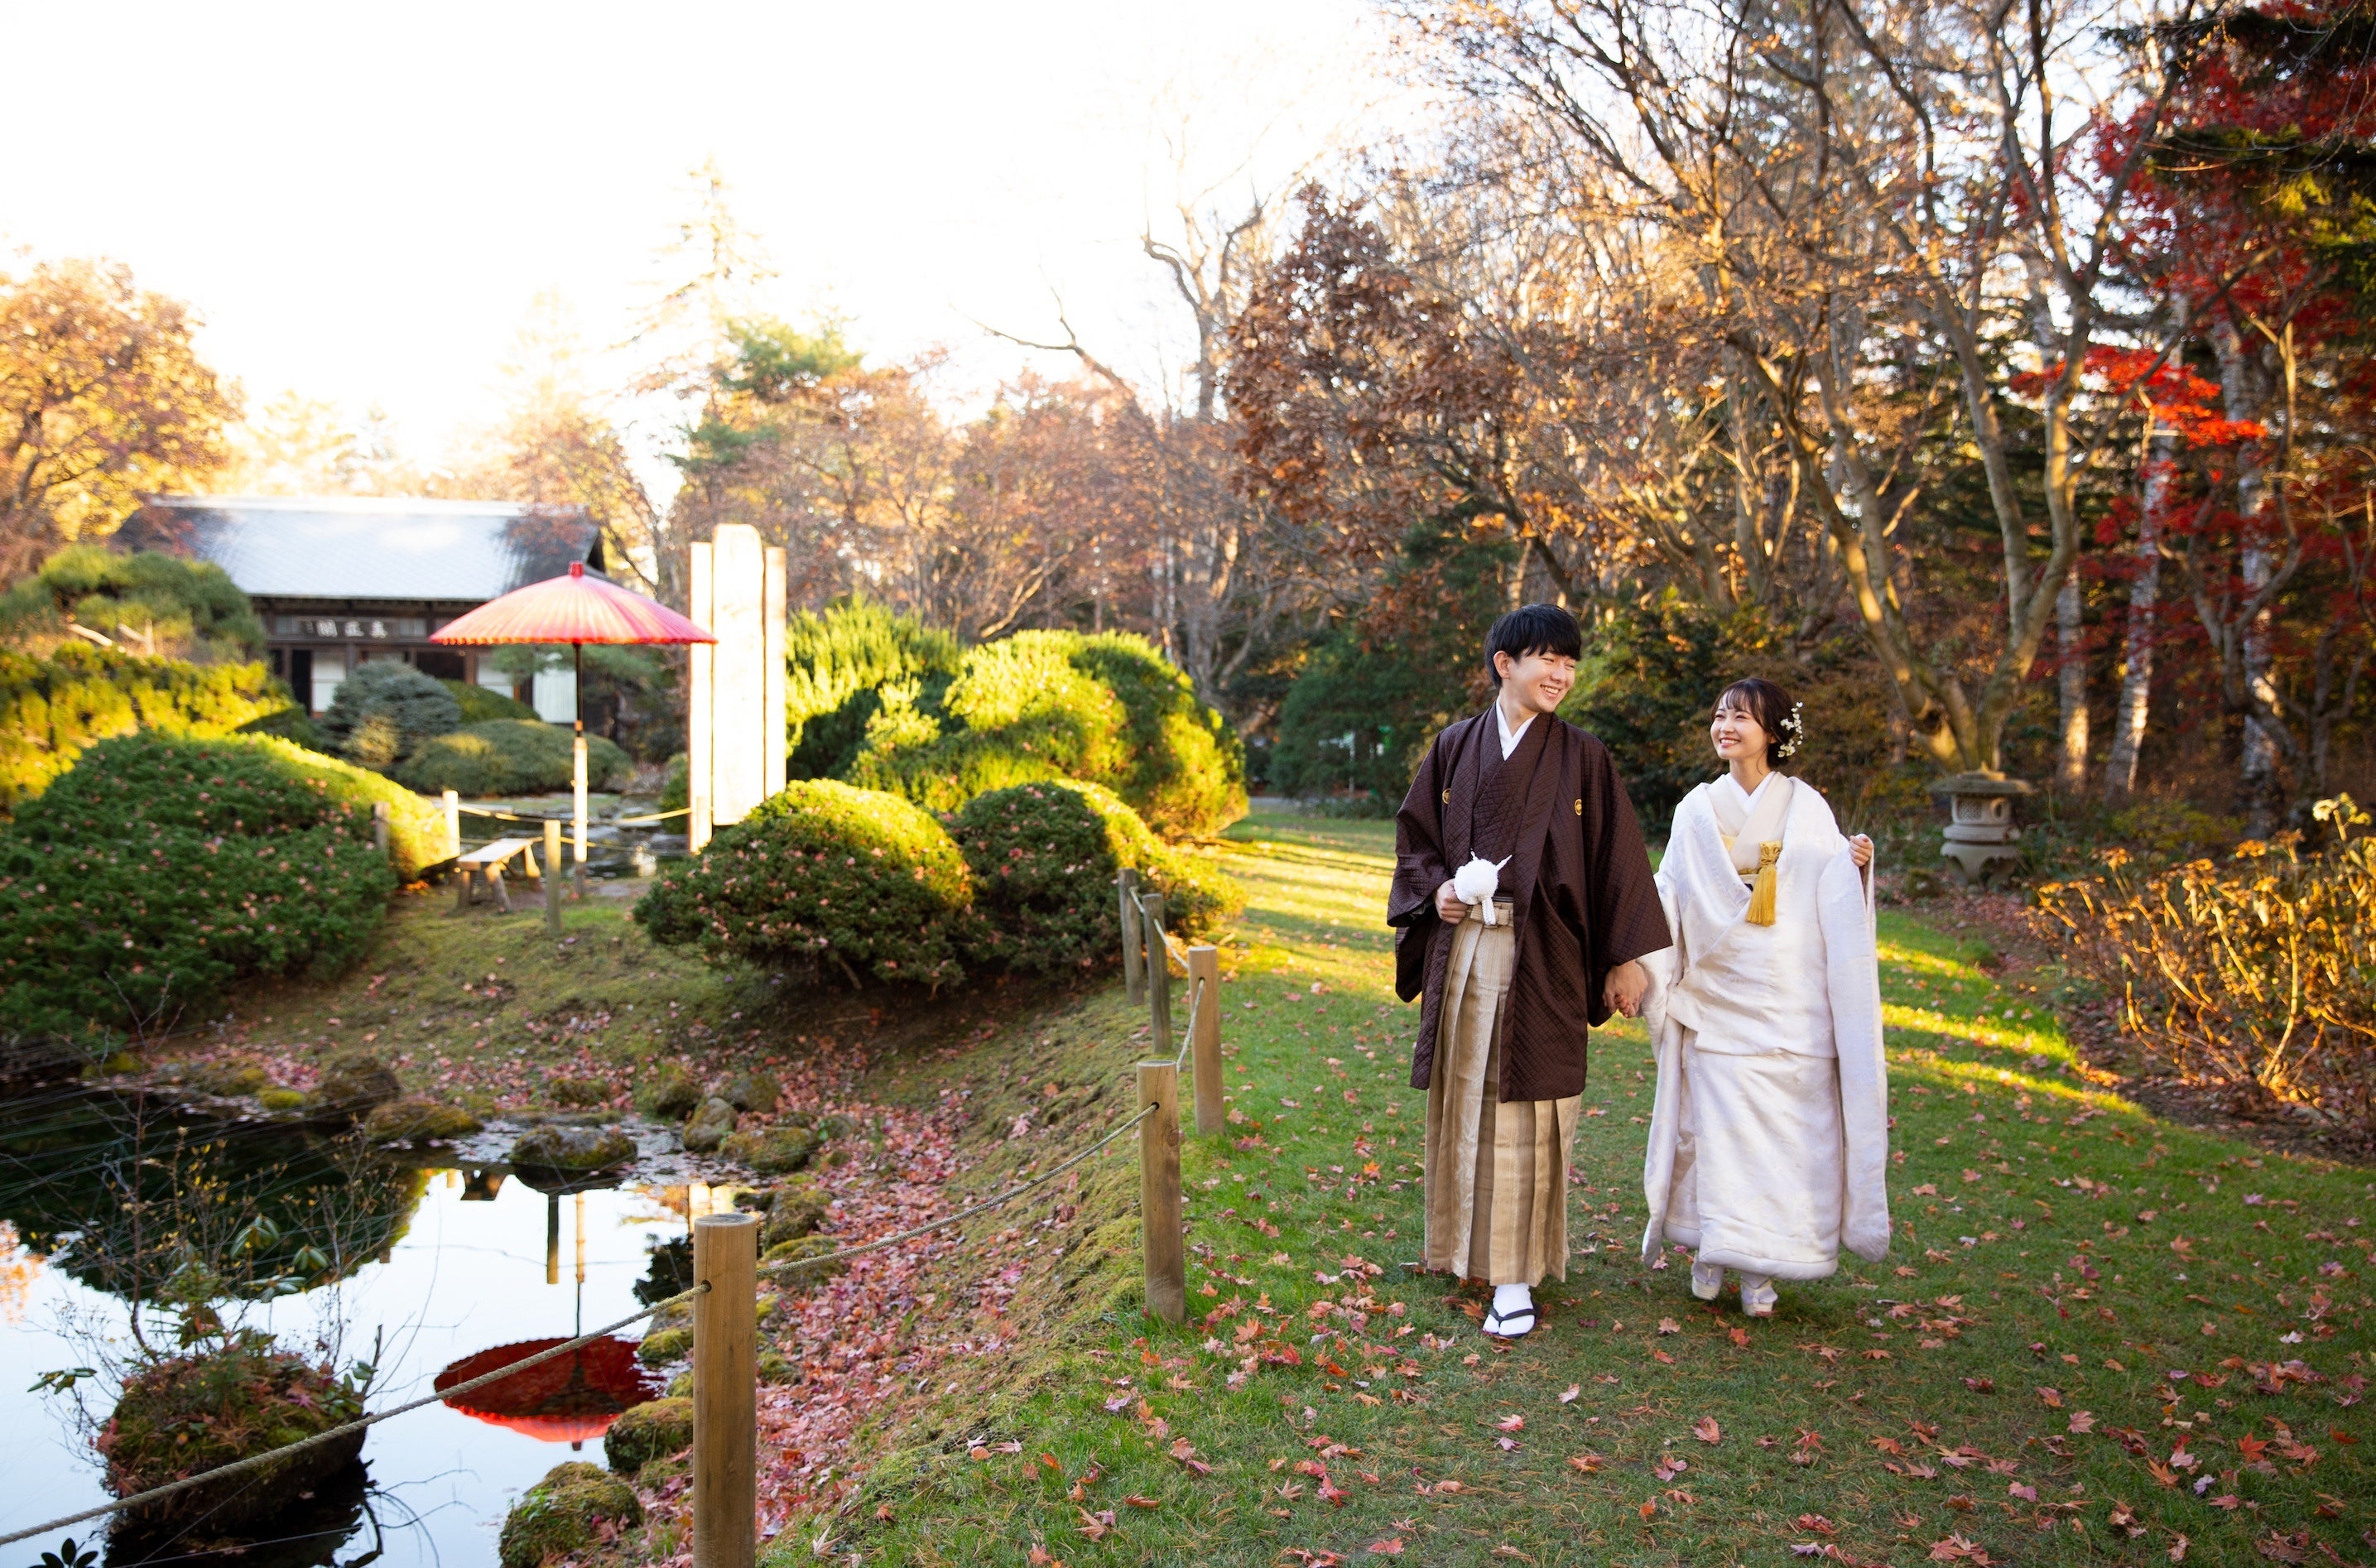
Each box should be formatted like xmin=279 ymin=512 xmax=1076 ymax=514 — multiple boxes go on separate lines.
xmin=685 ymin=523 xmax=786 ymax=852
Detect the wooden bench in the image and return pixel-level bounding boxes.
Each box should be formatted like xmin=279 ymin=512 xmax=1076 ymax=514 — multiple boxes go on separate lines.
xmin=454 ymin=837 xmax=545 ymax=912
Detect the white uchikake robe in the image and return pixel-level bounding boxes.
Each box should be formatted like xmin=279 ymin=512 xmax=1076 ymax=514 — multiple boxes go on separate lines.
xmin=1638 ymin=776 xmax=1892 ymax=1279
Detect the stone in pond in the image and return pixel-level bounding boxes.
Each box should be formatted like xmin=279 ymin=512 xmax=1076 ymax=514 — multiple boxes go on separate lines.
xmin=604 ymin=1396 xmax=693 ymax=1474
xmin=362 ymin=1095 xmax=481 ymax=1143
xmin=680 ymin=1096 xmax=738 ymax=1153
xmin=637 ymin=1063 xmax=703 ymax=1119
xmin=507 ymin=1124 xmax=634 ymax=1171
xmin=498 ymin=1461 xmax=641 ymax=1568
xmin=312 ymin=1050 xmax=402 ymax=1114
xmin=721 ymin=1069 xmax=781 ymax=1112
xmin=722 ymin=1123 xmax=815 ymax=1174
xmin=104 ymin=1341 xmax=367 ymax=1532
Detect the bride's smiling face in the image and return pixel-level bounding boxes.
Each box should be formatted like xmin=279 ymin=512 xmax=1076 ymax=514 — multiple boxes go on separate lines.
xmin=1710 ymin=698 xmax=1770 ymax=764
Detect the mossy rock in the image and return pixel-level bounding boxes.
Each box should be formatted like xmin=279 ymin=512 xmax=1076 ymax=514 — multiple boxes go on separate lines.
xmin=757 ymin=1349 xmax=799 ymax=1385
xmin=257 ymin=1086 xmax=306 ymax=1111
xmin=103 ymin=1336 xmax=367 ymax=1532
xmin=507 ymin=1124 xmax=634 ymax=1171
xmin=760 ymin=1181 xmax=828 ymax=1247
xmin=637 ymin=1063 xmax=703 ymax=1119
xmin=156 ymin=1059 xmax=268 ymax=1097
xmin=755 ymin=1291 xmax=781 ymax=1325
xmin=665 ymin=1370 xmax=692 ymax=1398
xmin=721 ymin=1070 xmax=781 ymax=1112
xmin=548 ymin=1075 xmax=612 ymax=1109
xmin=498 ymin=1461 xmax=641 ymax=1568
xmin=636 ymin=1325 xmax=692 ymax=1366
xmin=362 ymin=1095 xmax=482 ymax=1143
xmin=723 ymin=1124 xmax=815 ymax=1174
xmin=603 ymin=1396 xmax=693 ymax=1474
xmin=762 ymin=1234 xmax=847 ymax=1281
xmin=314 ymin=1050 xmax=402 ymax=1114
xmin=681 ymin=1096 xmax=738 ymax=1153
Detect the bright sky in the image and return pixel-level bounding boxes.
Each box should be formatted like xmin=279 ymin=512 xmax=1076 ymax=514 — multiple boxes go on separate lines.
xmin=0 ymin=0 xmax=1407 ymax=485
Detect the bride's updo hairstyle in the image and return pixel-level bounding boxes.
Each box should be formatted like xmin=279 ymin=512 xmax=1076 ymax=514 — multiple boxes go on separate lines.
xmin=1715 ymin=677 xmax=1804 ymax=767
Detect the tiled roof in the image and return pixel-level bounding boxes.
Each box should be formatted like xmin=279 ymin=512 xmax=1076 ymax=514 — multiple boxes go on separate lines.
xmin=128 ymin=495 xmax=599 ymax=604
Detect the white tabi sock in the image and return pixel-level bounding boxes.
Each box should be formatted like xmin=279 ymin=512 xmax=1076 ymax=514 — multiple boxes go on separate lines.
xmin=1492 ymin=1282 xmax=1533 ymax=1317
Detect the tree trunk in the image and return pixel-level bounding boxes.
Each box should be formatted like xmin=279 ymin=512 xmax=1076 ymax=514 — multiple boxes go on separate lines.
xmin=2102 ymin=426 xmax=2172 ymax=803
xmin=2056 ymin=572 xmax=2089 ymax=792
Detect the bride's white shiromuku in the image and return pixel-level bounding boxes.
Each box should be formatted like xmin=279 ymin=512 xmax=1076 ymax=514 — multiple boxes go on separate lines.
xmin=1638 ymin=772 xmax=1890 ymax=1287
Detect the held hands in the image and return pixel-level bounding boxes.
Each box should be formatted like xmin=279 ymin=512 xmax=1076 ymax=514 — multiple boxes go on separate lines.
xmin=1604 ymin=958 xmax=1648 ymax=1019
xmin=1849 ymin=834 xmax=1874 ymax=869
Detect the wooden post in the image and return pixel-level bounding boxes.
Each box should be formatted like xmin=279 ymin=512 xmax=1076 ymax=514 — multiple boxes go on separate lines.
xmin=1136 ymin=1061 xmax=1186 ymax=1323
xmin=688 ymin=541 xmax=714 ymax=855
xmin=443 ymin=789 xmax=460 ymax=859
xmin=1118 ymin=868 xmax=1144 ymax=1003
xmin=488 ymin=863 xmax=512 ymax=914
xmin=691 ymin=1212 xmax=758 ymax=1568
xmin=370 ymin=801 xmax=389 ymax=859
xmin=454 ymin=863 xmax=472 ymax=913
xmin=1143 ymin=892 xmax=1171 ymax=1048
xmin=1188 ymin=945 xmax=1223 ymax=1134
xmin=545 ymin=818 xmax=565 ymax=937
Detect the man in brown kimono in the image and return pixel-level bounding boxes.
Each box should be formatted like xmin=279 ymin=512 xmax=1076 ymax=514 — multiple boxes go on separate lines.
xmin=1389 ymin=604 xmax=1671 ymax=1336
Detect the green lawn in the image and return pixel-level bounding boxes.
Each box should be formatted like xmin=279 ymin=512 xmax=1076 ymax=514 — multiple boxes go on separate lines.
xmin=839 ymin=813 xmax=2373 ymax=1567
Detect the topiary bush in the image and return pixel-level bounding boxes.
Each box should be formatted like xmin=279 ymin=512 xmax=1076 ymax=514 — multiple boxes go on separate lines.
xmin=634 ymin=779 xmax=972 ymax=988
xmin=785 ymin=594 xmax=964 ymax=780
xmin=952 ymin=779 xmax=1243 ymax=974
xmin=0 ymin=643 xmax=292 ymax=814
xmin=440 ymin=678 xmax=540 ymax=723
xmin=392 ymin=719 xmax=632 ymax=796
xmin=0 ymin=733 xmax=406 ymax=1038
xmin=319 ymin=661 xmax=461 ymax=768
xmin=0 ymin=543 xmax=266 ymax=661
xmin=842 ymin=628 xmax=1246 ymax=837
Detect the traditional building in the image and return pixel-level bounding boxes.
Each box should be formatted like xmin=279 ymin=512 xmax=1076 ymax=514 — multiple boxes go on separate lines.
xmin=127 ymin=495 xmax=604 ymax=717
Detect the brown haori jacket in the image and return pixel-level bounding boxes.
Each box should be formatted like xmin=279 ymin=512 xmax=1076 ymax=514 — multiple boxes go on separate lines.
xmin=1389 ymin=709 xmax=1671 ymax=1104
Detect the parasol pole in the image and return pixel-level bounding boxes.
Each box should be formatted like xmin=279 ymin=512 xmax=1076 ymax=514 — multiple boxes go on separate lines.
xmin=572 ymin=639 xmax=588 ymax=896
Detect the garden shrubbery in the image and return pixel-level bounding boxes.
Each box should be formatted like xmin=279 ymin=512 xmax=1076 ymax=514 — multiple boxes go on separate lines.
xmin=786 ymin=595 xmax=962 ymax=780
xmin=953 ymin=780 xmax=1243 ymax=974
xmin=2037 ymin=796 xmax=2376 ymax=1143
xmin=634 ymin=779 xmax=974 ymax=988
xmin=320 ymin=661 xmax=460 ymax=767
xmin=0 ymin=643 xmax=292 ymax=813
xmin=0 ymin=544 xmax=266 ymax=661
xmin=441 ymin=679 xmax=541 ymax=723
xmin=393 ymin=719 xmax=632 ymax=796
xmin=841 ymin=628 xmax=1246 ymax=837
xmin=0 ymin=732 xmax=418 ymax=1037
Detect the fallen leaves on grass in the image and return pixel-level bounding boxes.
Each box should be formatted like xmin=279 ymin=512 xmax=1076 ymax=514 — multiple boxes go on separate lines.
xmin=1652 ymin=1455 xmax=1688 ymax=1482
xmin=1928 ymin=1535 xmax=1993 ymax=1563
xmin=1693 ymin=1417 xmax=1721 ymax=1444
xmin=1567 ymin=1455 xmax=1604 ymax=1474
xmin=1365 ymin=1542 xmax=1405 ymax=1557
xmin=1558 ymin=1384 xmax=1580 ymax=1404
xmin=1076 ymin=1508 xmax=1116 ymax=1541
xmin=1496 ymin=1414 xmax=1525 ymax=1431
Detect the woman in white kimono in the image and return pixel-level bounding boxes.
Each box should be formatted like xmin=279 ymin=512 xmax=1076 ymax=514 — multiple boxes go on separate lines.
xmin=1638 ymin=679 xmax=1891 ymax=1315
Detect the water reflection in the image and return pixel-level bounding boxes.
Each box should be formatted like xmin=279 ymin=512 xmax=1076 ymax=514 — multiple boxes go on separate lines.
xmin=434 ymin=1336 xmax=657 ymax=1448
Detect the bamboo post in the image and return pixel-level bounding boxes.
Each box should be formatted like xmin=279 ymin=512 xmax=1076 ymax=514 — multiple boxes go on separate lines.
xmin=692 ymin=1212 xmax=758 ymax=1568
xmin=1188 ymin=945 xmax=1223 ymax=1133
xmin=443 ymin=789 xmax=461 ymax=859
xmin=370 ymin=801 xmax=389 ymax=859
xmin=1118 ymin=868 xmax=1144 ymax=1003
xmin=545 ymin=817 xmax=565 ymax=937
xmin=1136 ymin=1061 xmax=1185 ymax=1324
xmin=1143 ymin=892 xmax=1171 ymax=1047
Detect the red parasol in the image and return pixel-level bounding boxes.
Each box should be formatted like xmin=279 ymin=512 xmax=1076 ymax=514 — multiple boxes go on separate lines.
xmin=434 ymin=1335 xmax=659 ymax=1447
xmin=432 ymin=562 xmax=714 ymax=873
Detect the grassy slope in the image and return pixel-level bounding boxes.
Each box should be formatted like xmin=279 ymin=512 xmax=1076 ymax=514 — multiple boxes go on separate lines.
xmin=841 ymin=814 xmax=2373 ymax=1568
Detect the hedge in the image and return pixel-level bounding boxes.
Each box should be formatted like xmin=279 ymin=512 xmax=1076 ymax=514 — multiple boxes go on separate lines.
xmin=634 ymin=779 xmax=972 ymax=988
xmin=0 ymin=644 xmax=292 ymax=815
xmin=785 ymin=595 xmax=963 ymax=780
xmin=392 ymin=720 xmax=633 ymax=797
xmin=321 ymin=661 xmax=461 ymax=767
xmin=843 ymin=629 xmax=1245 ymax=837
xmin=952 ymin=780 xmax=1243 ymax=974
xmin=0 ymin=733 xmax=404 ymax=1038
xmin=443 ymin=679 xmax=541 ymax=723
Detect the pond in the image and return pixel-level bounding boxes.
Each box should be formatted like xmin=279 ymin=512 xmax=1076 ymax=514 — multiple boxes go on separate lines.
xmin=0 ymin=1085 xmax=743 ymax=1566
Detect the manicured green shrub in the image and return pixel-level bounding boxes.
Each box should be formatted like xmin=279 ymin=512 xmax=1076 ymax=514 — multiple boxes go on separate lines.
xmin=392 ymin=719 xmax=632 ymax=796
xmin=320 ymin=660 xmax=461 ymax=767
xmin=0 ymin=643 xmax=291 ymax=814
xmin=844 ymin=629 xmax=1245 ymax=837
xmin=440 ymin=678 xmax=540 ymax=723
xmin=785 ymin=594 xmax=963 ymax=779
xmin=0 ymin=544 xmax=265 ymax=661
xmin=953 ymin=780 xmax=1243 ymax=974
xmin=237 ymin=704 xmax=330 ymax=754
xmin=634 ymin=779 xmax=972 ymax=988
xmin=0 ymin=732 xmax=409 ymax=1037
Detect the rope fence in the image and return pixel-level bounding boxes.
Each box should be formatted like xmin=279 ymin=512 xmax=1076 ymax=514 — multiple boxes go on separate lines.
xmin=1 ymin=874 xmax=1234 ymax=1566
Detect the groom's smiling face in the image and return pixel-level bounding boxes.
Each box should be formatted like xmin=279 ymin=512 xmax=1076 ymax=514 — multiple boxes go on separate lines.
xmin=1493 ymin=648 xmax=1576 ymax=716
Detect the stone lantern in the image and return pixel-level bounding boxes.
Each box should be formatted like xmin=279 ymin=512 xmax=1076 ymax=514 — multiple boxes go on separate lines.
xmin=1927 ymin=773 xmax=2033 ymax=886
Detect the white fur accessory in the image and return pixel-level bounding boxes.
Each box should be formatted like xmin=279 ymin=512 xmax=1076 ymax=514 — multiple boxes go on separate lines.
xmin=1454 ymin=854 xmax=1510 ymax=924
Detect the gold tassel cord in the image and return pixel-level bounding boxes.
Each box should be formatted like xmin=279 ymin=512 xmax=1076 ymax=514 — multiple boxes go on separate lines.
xmin=1745 ymin=841 xmax=1782 ymax=926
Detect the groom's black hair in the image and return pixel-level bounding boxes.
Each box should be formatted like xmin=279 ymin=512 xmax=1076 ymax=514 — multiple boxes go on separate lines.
xmin=1484 ymin=604 xmax=1582 ymax=685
